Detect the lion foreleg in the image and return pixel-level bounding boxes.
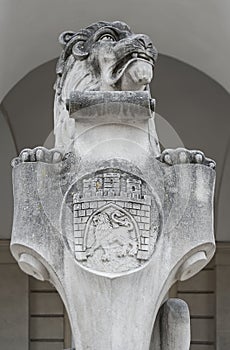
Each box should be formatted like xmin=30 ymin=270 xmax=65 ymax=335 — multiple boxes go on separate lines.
xmin=101 ymin=247 xmax=111 ymax=262
xmin=150 ymin=298 xmax=190 ymax=350
xmin=117 ymin=242 xmax=129 ymax=257
xmin=86 ymin=240 xmax=99 ymax=257
xmin=127 ymin=240 xmax=138 ymax=256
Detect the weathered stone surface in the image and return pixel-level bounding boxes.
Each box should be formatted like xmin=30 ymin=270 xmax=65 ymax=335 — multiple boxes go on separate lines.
xmin=53 ymin=21 xmax=159 ymax=155
xmin=11 ymin=153 xmax=215 ymax=349
xmin=151 ymin=299 xmax=190 ymax=350
xmin=10 ymin=21 xmax=216 ymax=349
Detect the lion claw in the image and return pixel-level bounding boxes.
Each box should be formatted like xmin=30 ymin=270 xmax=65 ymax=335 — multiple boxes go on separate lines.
xmin=102 ymin=254 xmax=110 ymax=262
xmin=157 ymin=148 xmax=216 ymax=169
xmin=11 ymin=147 xmax=63 ymax=167
xmin=128 ymin=247 xmax=138 ymax=256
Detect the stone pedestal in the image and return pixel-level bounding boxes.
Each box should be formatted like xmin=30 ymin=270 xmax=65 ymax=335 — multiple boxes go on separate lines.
xmin=11 ymin=93 xmax=215 ymax=350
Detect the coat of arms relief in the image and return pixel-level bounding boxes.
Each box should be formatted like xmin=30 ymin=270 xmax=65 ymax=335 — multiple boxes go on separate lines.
xmin=68 ymin=169 xmax=160 ymax=273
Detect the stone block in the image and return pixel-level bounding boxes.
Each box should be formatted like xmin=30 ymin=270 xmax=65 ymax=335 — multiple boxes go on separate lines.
xmin=115 ymin=201 xmax=124 ymax=207
xmin=141 ymin=205 xmax=150 ymax=211
xmin=73 ymin=203 xmax=81 ymax=209
xmin=30 ymin=292 xmax=63 ymax=315
xmin=177 ymin=293 xmax=215 ymax=317
xmin=86 ymin=209 xmax=93 ymax=216
xmin=125 ymin=202 xmax=132 ymax=208
xmin=30 ymin=343 xmax=64 ymax=350
xmin=75 ymin=238 xmax=83 ymax=245
xmin=74 ymin=217 xmax=81 ymax=224
xmin=75 ymin=244 xmax=83 ymax=252
xmin=0 ymin=264 xmax=29 ymax=350
xmin=81 ymin=217 xmax=88 ymax=223
xmin=82 ymin=202 xmax=90 ymax=209
xmin=134 ymin=215 xmax=140 ymax=222
xmin=137 ymin=250 xmax=149 ymax=260
xmin=90 ymin=202 xmax=98 ymax=209
xmin=141 ymin=230 xmax=150 ymax=238
xmin=74 ymin=230 xmax=83 ymax=238
xmin=75 ymin=252 xmax=87 ymax=261
xmin=30 ymin=317 xmax=63 ymax=340
xmin=133 ymin=203 xmax=141 ymax=210
xmin=191 ymin=319 xmax=215 ymax=342
xmin=141 ymin=217 xmax=149 ymax=223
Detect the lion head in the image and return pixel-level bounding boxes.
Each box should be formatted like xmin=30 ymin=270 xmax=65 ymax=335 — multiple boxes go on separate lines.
xmin=55 ymin=21 xmax=158 ymax=97
xmin=93 ymin=212 xmax=111 ymax=227
xmin=53 ymin=21 xmax=158 ymax=152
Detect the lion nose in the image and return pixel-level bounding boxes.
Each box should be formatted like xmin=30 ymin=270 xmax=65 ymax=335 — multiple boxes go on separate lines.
xmin=135 ymin=35 xmax=152 ymax=49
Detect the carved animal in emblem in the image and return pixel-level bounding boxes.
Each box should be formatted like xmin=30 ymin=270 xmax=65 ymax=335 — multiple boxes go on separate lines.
xmin=86 ymin=210 xmax=138 ymax=262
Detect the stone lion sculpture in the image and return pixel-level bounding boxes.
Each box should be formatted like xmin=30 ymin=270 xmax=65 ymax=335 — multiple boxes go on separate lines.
xmin=53 ymin=21 xmax=158 ymax=154
xmin=55 ymin=21 xmax=157 ymax=95
xmin=14 ymin=20 xmax=215 ymax=170
xmin=11 ymin=21 xmax=216 ymax=350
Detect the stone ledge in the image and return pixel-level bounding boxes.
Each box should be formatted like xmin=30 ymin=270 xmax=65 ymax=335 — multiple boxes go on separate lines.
xmin=215 ymin=242 xmax=230 ymax=266
xmin=0 ymin=239 xmax=16 ymax=264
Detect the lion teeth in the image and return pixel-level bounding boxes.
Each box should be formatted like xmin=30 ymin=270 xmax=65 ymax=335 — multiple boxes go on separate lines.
xmin=132 ymin=53 xmax=138 ymax=58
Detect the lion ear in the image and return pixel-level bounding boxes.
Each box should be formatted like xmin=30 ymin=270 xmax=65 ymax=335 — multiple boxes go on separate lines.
xmin=72 ymin=41 xmax=89 ymax=60
xmin=58 ymin=31 xmax=76 ymax=47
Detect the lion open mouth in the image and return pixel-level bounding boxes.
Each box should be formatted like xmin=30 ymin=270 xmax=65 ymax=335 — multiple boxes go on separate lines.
xmin=112 ymin=51 xmax=154 ymax=84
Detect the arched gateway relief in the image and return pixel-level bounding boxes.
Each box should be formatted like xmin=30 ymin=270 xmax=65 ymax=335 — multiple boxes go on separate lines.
xmin=67 ymin=169 xmax=161 ymax=273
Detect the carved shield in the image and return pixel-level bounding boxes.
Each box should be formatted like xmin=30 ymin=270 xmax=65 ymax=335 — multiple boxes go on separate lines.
xmin=66 ymin=169 xmax=161 ymax=274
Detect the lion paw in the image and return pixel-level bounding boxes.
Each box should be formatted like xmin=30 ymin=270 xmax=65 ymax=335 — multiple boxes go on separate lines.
xmin=101 ymin=253 xmax=110 ymax=262
xmin=128 ymin=246 xmax=138 ymax=256
xmin=117 ymin=246 xmax=128 ymax=257
xmin=157 ymin=148 xmax=215 ymax=169
xmin=86 ymin=248 xmax=94 ymax=258
xmin=11 ymin=147 xmax=63 ymax=167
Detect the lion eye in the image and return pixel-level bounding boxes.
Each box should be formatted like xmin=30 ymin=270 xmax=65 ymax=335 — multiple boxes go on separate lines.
xmin=99 ymin=34 xmax=116 ymax=42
